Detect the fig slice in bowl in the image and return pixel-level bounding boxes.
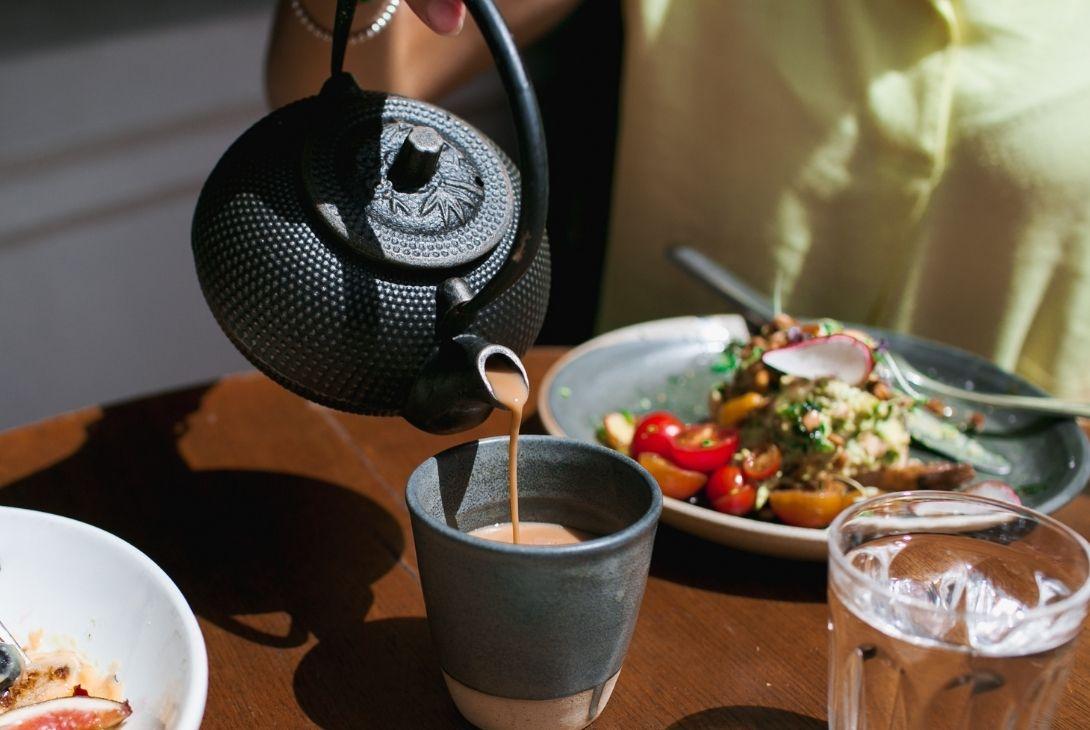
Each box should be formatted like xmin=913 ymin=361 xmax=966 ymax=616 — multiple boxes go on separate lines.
xmin=0 ymin=695 xmax=131 ymax=729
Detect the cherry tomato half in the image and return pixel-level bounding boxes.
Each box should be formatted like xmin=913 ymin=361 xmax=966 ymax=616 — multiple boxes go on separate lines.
xmin=768 ymin=485 xmax=856 ymax=528
xmin=742 ymin=444 xmax=782 ymax=482
xmin=630 ymin=412 xmax=684 ymax=460
xmin=637 ymin=452 xmax=707 ymax=500
xmin=706 ymin=465 xmax=756 ymax=515
xmin=670 ymin=424 xmax=740 ymax=473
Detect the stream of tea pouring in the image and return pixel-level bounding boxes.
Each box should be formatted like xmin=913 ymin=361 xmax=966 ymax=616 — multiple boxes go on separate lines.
xmin=484 ymin=363 xmax=529 ymax=544
xmin=481 ymin=364 xmax=597 ymax=546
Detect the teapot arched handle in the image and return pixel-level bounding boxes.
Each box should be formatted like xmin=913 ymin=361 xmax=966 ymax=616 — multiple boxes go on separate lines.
xmin=440 ymin=0 xmax=549 ymax=332
xmin=329 ymin=0 xmax=548 ymax=335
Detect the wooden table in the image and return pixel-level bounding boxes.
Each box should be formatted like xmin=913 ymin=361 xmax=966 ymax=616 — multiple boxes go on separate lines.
xmin=1 ymin=347 xmax=1088 ymax=729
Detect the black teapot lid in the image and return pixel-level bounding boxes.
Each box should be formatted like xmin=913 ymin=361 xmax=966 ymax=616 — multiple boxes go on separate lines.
xmin=303 ymin=78 xmax=514 ymax=269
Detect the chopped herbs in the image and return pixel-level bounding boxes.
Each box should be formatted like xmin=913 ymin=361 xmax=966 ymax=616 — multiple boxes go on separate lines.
xmin=711 ymin=346 xmax=741 ymax=375
xmin=1015 ymin=482 xmax=1049 ymax=497
xmin=741 ymin=346 xmax=765 ymax=370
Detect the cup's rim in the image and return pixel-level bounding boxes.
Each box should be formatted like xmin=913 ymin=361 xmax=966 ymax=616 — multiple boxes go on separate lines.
xmin=406 ymin=435 xmax=663 ymax=557
xmin=828 ymin=490 xmax=1090 ymax=623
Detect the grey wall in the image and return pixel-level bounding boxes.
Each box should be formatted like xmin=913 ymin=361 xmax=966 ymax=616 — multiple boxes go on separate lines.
xmin=0 ymin=7 xmax=271 ymax=430
xmin=0 ymin=3 xmax=512 ymax=431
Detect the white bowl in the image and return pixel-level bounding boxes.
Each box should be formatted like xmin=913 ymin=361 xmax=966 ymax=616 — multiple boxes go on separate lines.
xmin=0 ymin=507 xmax=208 ymax=729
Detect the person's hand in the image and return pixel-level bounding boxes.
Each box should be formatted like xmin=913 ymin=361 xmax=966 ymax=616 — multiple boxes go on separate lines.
xmin=406 ymin=0 xmax=467 ymax=35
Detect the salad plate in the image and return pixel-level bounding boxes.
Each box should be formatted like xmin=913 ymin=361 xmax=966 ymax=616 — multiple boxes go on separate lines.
xmin=538 ymin=315 xmax=1090 ymax=560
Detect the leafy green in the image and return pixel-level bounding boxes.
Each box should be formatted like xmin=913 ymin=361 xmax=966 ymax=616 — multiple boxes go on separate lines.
xmin=741 ymin=346 xmax=765 ymax=370
xmin=775 ymin=399 xmax=835 ymax=454
xmin=711 ymin=346 xmax=740 ymax=375
xmin=1015 ymin=482 xmax=1049 ymax=497
xmin=807 ymin=426 xmax=836 ymax=454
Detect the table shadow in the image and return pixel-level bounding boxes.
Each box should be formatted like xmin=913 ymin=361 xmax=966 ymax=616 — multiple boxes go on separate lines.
xmin=650 ymin=525 xmax=827 ymax=604
xmin=667 ymin=705 xmax=825 ymax=729
xmin=294 ymin=616 xmax=470 ymax=728
xmin=0 ymin=384 xmax=447 ymax=727
xmin=0 ymin=385 xmax=404 ymax=647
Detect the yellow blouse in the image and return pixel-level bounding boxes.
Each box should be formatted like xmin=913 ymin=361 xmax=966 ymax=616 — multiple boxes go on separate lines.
xmin=599 ymin=0 xmax=1090 ymax=399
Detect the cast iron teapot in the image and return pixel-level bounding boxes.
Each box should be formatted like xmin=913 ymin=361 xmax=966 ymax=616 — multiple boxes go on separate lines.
xmin=192 ymin=0 xmax=549 ymax=433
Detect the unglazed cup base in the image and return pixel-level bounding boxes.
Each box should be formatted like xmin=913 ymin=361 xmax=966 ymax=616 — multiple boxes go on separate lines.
xmin=443 ymin=670 xmax=620 ymax=730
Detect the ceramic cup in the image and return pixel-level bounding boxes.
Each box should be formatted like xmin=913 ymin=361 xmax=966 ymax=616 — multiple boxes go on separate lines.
xmin=406 ymin=435 xmax=661 ymax=730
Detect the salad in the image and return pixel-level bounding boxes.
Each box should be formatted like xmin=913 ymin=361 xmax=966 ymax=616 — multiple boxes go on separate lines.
xmin=599 ymin=314 xmax=1016 ymax=528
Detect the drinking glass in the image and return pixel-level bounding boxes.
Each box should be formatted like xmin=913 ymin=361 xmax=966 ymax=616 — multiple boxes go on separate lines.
xmin=827 ymin=491 xmax=1090 ymax=729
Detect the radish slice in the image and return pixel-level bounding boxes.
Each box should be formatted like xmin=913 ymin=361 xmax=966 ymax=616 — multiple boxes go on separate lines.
xmin=0 ymin=696 xmax=132 ymax=729
xmin=964 ymin=480 xmax=1022 ymax=506
xmin=761 ymin=334 xmax=874 ymax=386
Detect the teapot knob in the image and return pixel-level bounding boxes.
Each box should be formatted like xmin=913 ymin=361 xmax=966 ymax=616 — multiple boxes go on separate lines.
xmin=388 ymin=125 xmax=444 ymax=192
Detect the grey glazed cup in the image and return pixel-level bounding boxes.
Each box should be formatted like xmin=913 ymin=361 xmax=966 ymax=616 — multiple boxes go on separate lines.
xmin=406 ymin=435 xmax=661 ymax=729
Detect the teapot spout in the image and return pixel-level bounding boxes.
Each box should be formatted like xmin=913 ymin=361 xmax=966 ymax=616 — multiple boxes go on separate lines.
xmin=404 ymin=334 xmax=529 ymax=434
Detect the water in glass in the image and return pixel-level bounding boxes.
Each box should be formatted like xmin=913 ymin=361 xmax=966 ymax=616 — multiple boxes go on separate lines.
xmin=828 ymin=493 xmax=1090 ymax=729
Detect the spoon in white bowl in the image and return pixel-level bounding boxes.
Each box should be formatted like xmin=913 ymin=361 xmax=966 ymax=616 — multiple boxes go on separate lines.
xmin=0 ymin=619 xmax=27 ymax=691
